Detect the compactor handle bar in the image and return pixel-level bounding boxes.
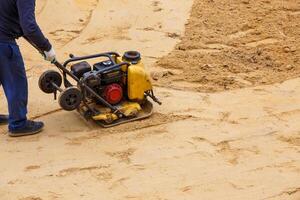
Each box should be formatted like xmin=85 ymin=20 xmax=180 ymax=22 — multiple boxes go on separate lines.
xmin=64 ymin=52 xmax=120 ymax=67
xmin=23 ymin=37 xmax=128 ymax=83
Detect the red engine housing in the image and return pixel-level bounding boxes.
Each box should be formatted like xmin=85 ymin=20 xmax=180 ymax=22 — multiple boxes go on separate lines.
xmin=103 ymin=83 xmax=123 ymax=105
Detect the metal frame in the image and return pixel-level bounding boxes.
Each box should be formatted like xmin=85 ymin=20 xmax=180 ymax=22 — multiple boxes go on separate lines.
xmin=51 ymin=53 xmax=130 ymax=117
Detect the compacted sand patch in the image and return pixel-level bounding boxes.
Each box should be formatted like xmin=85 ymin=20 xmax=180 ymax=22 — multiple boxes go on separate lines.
xmin=156 ymin=0 xmax=300 ymax=92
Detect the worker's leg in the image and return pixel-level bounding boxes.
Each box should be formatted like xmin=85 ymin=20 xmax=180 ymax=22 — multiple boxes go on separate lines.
xmin=0 ymin=42 xmax=28 ymax=130
xmin=0 ymin=83 xmax=9 ymax=125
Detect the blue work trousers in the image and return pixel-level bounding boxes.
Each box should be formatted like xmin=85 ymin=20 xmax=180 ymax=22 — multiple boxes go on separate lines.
xmin=0 ymin=42 xmax=28 ymax=131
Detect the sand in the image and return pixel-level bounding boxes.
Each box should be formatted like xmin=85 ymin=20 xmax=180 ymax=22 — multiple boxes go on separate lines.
xmin=156 ymin=0 xmax=300 ymax=92
xmin=0 ymin=0 xmax=300 ymax=199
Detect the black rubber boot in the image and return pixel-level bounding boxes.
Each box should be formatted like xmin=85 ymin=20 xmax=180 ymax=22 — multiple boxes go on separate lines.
xmin=9 ymin=120 xmax=44 ymax=137
xmin=0 ymin=114 xmax=9 ymax=125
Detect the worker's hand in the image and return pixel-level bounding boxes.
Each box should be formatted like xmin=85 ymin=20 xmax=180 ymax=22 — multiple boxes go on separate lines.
xmin=44 ymin=47 xmax=56 ymax=63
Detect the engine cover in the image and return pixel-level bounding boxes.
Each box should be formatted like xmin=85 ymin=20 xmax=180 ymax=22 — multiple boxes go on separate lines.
xmin=71 ymin=61 xmax=92 ymax=78
xmin=103 ymin=83 xmax=123 ymax=105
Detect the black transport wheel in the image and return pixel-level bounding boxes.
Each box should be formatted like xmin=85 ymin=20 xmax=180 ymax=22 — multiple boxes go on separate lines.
xmin=59 ymin=87 xmax=82 ymax=111
xmin=38 ymin=70 xmax=62 ymax=93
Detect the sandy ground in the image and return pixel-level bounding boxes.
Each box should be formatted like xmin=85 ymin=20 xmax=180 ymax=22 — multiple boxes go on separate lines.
xmin=0 ymin=0 xmax=300 ymax=199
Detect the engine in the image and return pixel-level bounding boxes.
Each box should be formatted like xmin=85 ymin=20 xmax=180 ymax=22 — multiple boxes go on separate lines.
xmin=69 ymin=51 xmax=153 ymax=106
xmin=70 ymin=58 xmax=125 ymax=105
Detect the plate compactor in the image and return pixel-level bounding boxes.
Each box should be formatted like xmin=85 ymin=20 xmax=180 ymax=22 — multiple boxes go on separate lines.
xmin=38 ymin=51 xmax=161 ymax=127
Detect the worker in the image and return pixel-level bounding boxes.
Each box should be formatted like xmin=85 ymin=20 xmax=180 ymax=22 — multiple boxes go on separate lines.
xmin=0 ymin=0 xmax=56 ymax=137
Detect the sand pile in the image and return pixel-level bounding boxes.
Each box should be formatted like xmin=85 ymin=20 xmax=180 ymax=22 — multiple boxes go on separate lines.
xmin=156 ymin=0 xmax=300 ymax=92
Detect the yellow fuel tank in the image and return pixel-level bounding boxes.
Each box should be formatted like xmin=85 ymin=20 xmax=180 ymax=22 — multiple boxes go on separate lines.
xmin=116 ymin=51 xmax=153 ymax=101
xmin=127 ymin=60 xmax=152 ymax=101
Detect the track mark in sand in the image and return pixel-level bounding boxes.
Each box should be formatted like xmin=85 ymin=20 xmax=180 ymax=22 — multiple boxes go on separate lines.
xmin=96 ymin=171 xmax=113 ymax=182
xmin=193 ymin=137 xmax=242 ymax=165
xmin=24 ymin=165 xmax=41 ymax=172
xmin=202 ymin=94 xmax=211 ymax=105
xmin=253 ymin=88 xmax=273 ymax=95
xmin=106 ymin=148 xmax=136 ymax=164
xmin=49 ymin=29 xmax=81 ymax=35
xmin=264 ymin=108 xmax=300 ymax=122
xmin=276 ymin=109 xmax=300 ymax=118
xmin=59 ymin=13 xmax=93 ymax=47
xmin=47 ymin=191 xmax=62 ymax=199
xmin=217 ymin=141 xmax=244 ymax=165
xmin=192 ymin=136 xmax=261 ymax=165
xmin=245 ymin=38 xmax=279 ymax=47
xmin=109 ymin=177 xmax=130 ymax=190
xmin=129 ymin=164 xmax=147 ymax=171
xmin=19 ymin=197 xmax=42 ymax=200
xmin=192 ymin=130 xmax=277 ymax=147
xmin=124 ymin=195 xmax=142 ymax=200
xmin=166 ymin=32 xmax=181 ymax=39
xmin=218 ymin=143 xmax=260 ymax=165
xmin=30 ymin=108 xmax=63 ymax=120
xmin=219 ymin=112 xmax=238 ymax=124
xmin=56 ymin=165 xmax=111 ymax=177
xmin=36 ymin=0 xmax=47 ymax=15
xmin=263 ymin=107 xmax=287 ymax=122
xmin=228 ymin=182 xmax=248 ymax=190
xmin=7 ymin=179 xmax=25 ymax=185
xmin=181 ymin=185 xmax=193 ymax=192
xmin=180 ymin=182 xmax=250 ymax=193
xmin=262 ymin=187 xmax=300 ymax=200
xmin=278 ymin=135 xmax=300 ymax=146
xmin=219 ymin=112 xmax=231 ymax=122
xmin=247 ymin=161 xmax=298 ymax=173
xmin=134 ymin=126 xmax=167 ymax=140
xmin=58 ymin=0 xmax=100 ymax=48
xmin=136 ymin=28 xmax=181 ymax=40
xmin=25 ymin=66 xmax=34 ymax=72
xmin=82 ymin=25 xmax=131 ymax=45
xmin=65 ymin=139 xmax=83 ymax=146
xmin=152 ymin=1 xmax=163 ymax=12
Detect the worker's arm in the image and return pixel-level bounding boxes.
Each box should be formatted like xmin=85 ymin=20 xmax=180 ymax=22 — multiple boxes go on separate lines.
xmin=16 ymin=0 xmax=52 ymax=52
